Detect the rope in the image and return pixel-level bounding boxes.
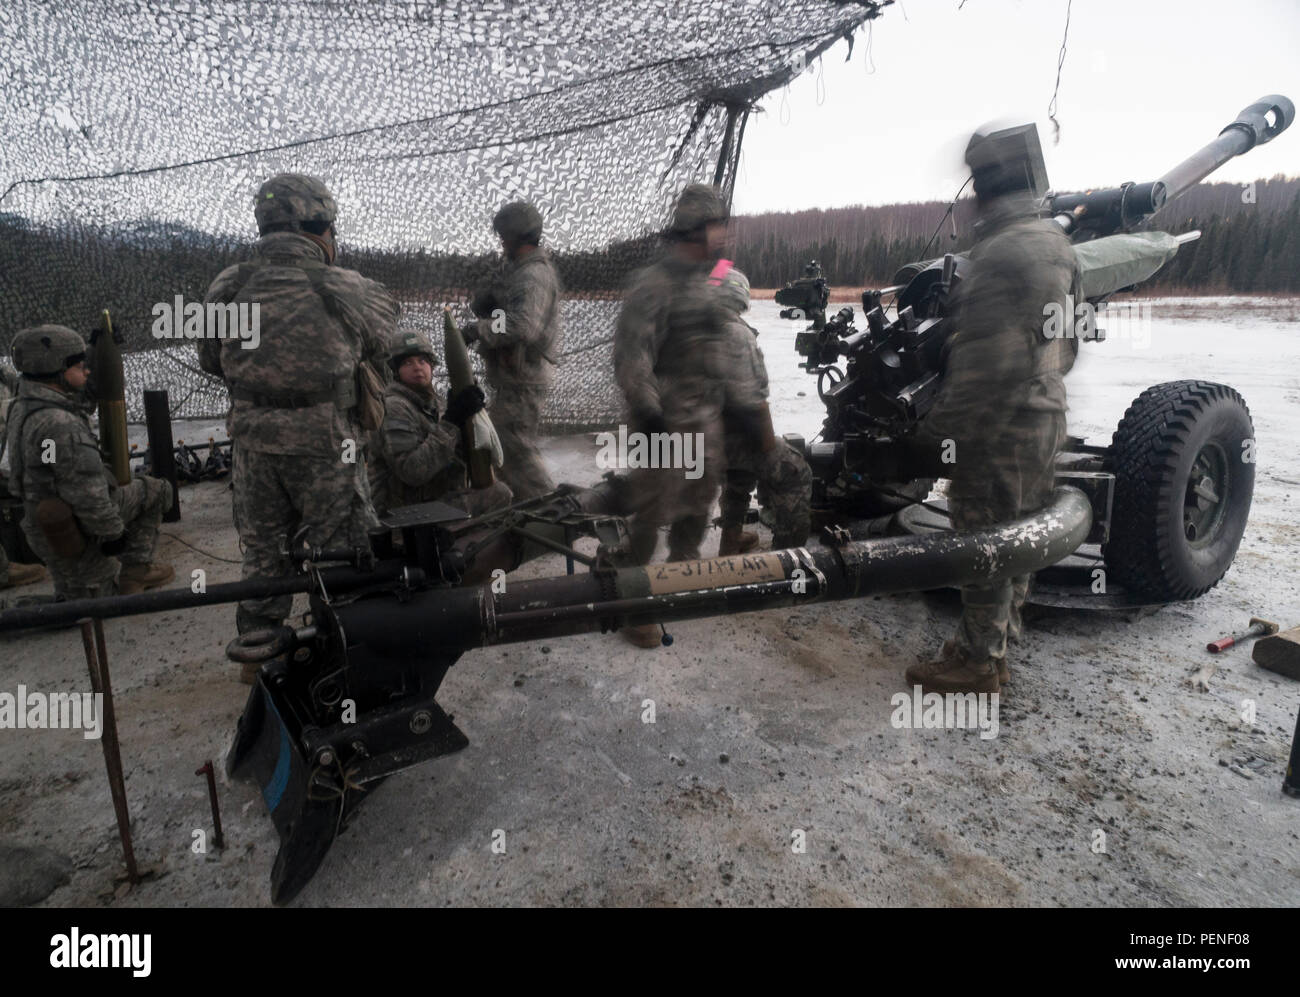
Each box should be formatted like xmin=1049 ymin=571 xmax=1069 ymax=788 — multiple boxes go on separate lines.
xmin=160 ymin=532 xmax=243 ymax=565
xmin=918 ymin=175 xmax=973 ymax=261
xmin=1047 ymin=0 xmax=1072 ymax=145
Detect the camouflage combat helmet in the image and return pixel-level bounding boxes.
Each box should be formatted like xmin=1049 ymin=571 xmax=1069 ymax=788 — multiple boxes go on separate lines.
xmin=11 ymin=324 xmax=87 ymax=376
xmin=388 ymin=330 xmax=439 ymax=374
xmin=492 ymin=201 xmax=544 ymax=243
xmin=964 ymin=122 xmax=1049 ymax=202
xmin=716 ymin=266 xmax=751 ymax=314
xmin=254 ymin=173 xmax=338 ymax=233
xmin=668 ymin=183 xmax=727 ymax=235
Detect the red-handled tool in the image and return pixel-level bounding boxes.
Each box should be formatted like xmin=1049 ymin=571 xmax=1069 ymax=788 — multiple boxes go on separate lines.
xmin=1207 ymin=616 xmax=1278 ymax=653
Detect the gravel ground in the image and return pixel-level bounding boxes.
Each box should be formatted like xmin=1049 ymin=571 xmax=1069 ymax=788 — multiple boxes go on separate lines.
xmin=1 ymin=296 xmax=1298 ymax=908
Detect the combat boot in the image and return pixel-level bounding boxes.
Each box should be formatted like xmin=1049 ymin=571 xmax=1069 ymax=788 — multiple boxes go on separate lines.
xmin=717 ymin=525 xmax=760 ymax=557
xmin=905 ymin=640 xmax=1004 ymax=694
xmin=116 ymin=562 xmax=175 ymax=595
xmin=0 ymin=562 xmax=48 ymax=589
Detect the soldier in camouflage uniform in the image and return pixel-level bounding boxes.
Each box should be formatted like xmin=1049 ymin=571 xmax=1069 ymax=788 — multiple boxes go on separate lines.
xmin=613 ymin=183 xmax=738 ymax=646
xmin=903 ymin=124 xmax=1082 ymax=695
xmin=714 ymin=267 xmax=813 ymax=555
xmin=201 ymin=173 xmax=399 ymax=636
xmin=4 ymin=326 xmax=172 ymax=599
xmin=369 ymin=331 xmax=512 ymax=520
xmin=465 ymin=201 xmax=562 ymax=501
xmin=0 ymin=362 xmax=49 ymax=590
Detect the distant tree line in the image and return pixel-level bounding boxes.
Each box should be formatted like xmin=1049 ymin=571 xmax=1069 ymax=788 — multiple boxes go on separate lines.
xmin=2 ymin=176 xmax=1296 ymax=353
xmin=731 ymin=177 xmax=1300 ymax=292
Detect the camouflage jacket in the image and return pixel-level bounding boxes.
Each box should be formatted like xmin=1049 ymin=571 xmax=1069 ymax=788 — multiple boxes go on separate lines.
xmin=474 ymin=247 xmax=563 ymax=389
xmin=916 ymin=193 xmax=1082 ymax=454
xmin=200 ymin=233 xmax=399 ymax=457
xmin=614 ymin=252 xmax=731 ymax=423
xmin=721 ymin=315 xmax=768 ymax=414
xmin=368 ymin=381 xmax=465 ymax=517
xmin=4 ymin=380 xmax=124 ymax=539
xmin=0 ymin=364 xmax=17 ymax=462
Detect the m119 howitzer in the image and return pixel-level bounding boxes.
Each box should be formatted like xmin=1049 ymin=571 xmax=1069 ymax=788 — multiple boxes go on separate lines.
xmin=783 ymin=95 xmax=1291 ymax=605
xmin=774 ymin=259 xmax=831 ymax=330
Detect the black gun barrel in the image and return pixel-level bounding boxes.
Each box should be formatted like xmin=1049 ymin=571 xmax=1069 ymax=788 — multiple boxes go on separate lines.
xmin=1051 ymin=95 xmax=1293 ymax=236
xmin=1158 ymin=95 xmax=1294 ymax=201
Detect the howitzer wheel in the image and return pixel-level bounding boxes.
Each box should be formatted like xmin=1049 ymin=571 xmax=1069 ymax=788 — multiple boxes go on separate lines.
xmin=1103 ymin=380 xmax=1254 ymax=601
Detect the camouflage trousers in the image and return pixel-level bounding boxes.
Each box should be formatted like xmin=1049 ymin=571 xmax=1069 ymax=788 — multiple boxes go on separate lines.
xmin=720 ymin=437 xmax=813 ymax=549
xmin=489 ymin=383 xmax=554 ymax=502
xmin=626 ymin=413 xmax=723 ymax=565
xmin=947 ymin=411 xmax=1065 ymax=663
xmin=232 ymin=445 xmax=378 ymax=629
xmin=21 ymin=476 xmax=171 ymax=599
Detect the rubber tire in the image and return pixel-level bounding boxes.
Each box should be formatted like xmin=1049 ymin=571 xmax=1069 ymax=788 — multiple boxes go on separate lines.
xmin=1103 ymin=380 xmax=1254 ymax=601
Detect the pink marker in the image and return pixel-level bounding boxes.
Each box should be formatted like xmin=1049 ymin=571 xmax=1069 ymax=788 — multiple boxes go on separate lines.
xmin=708 ymin=258 xmax=733 ymax=285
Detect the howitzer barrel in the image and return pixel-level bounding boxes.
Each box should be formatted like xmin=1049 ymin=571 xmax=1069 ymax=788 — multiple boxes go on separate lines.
xmin=1157 ymin=95 xmax=1294 ymax=202
xmin=1051 ymin=95 xmax=1293 ymax=238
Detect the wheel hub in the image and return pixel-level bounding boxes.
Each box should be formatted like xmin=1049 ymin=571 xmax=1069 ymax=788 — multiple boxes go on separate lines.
xmin=1184 ymin=442 xmax=1229 ymax=545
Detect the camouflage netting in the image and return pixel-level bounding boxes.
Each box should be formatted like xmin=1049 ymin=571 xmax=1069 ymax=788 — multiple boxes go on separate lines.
xmin=0 ymin=0 xmax=889 ymax=431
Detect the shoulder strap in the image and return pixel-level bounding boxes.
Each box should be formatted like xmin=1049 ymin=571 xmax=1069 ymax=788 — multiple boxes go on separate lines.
xmin=2 ymin=396 xmax=61 ymax=498
xmin=210 ymin=262 xmax=261 ymax=305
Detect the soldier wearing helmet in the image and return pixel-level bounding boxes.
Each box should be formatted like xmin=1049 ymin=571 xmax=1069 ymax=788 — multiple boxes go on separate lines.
xmin=200 ymin=172 xmax=400 ymax=649
xmin=368 ymin=330 xmax=511 ymax=521
xmin=899 ymin=122 xmax=1082 ymax=695
xmin=463 ymin=199 xmax=563 ymax=501
xmin=0 ymin=360 xmax=49 ymax=592
xmin=3 ymin=325 xmax=173 ymax=599
xmin=713 ymin=266 xmax=812 ymax=557
xmin=611 ymin=182 xmax=734 ymax=647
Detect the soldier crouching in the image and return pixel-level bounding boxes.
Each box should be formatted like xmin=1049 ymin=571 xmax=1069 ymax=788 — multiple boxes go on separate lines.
xmin=369 ymin=331 xmax=512 ymax=522
xmin=4 ymin=325 xmax=173 ymax=600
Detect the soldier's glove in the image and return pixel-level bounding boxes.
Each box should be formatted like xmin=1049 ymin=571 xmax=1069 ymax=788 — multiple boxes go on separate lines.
xmin=469 ymin=288 xmax=498 ymax=319
xmin=99 ymin=534 xmax=128 ymax=557
xmin=459 ymin=322 xmax=480 ymax=346
xmin=443 ymin=385 xmax=487 ymax=425
xmin=634 ymin=410 xmax=669 ymax=438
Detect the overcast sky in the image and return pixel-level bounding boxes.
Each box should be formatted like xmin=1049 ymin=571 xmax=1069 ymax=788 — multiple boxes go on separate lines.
xmin=733 ymin=0 xmax=1300 ymax=213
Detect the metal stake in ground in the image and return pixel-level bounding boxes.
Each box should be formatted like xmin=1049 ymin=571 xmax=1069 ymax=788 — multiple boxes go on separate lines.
xmin=195 ymin=760 xmax=225 ymax=849
xmin=78 ymin=618 xmax=141 ymax=883
xmin=1284 ymin=701 xmax=1300 ymax=799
